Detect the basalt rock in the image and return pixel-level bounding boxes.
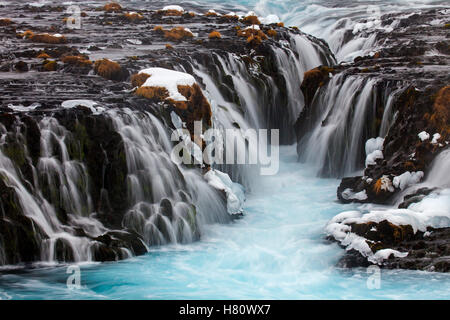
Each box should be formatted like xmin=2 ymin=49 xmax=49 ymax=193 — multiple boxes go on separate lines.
xmin=308 ymin=9 xmax=450 ymax=271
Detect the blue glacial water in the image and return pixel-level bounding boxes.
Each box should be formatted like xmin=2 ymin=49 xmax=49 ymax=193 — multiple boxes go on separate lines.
xmin=1 ymin=146 xmax=450 ymax=300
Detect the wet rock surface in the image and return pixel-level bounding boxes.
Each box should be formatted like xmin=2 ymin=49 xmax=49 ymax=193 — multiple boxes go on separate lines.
xmin=297 ymin=9 xmax=450 ymax=271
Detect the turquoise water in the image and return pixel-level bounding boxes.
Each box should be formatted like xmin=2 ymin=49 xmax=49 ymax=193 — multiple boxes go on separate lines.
xmin=1 ymin=146 xmax=450 ymax=300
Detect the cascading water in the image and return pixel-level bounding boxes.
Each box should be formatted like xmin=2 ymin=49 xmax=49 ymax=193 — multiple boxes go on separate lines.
xmin=108 ymin=108 xmax=230 ymax=246
xmin=0 ymin=108 xmax=232 ymax=265
xmin=181 ymin=33 xmax=334 ymax=187
xmin=298 ymin=73 xmax=403 ymax=177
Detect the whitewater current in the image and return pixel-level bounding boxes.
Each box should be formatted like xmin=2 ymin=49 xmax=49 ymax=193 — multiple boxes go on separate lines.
xmin=1 ymin=0 xmax=450 ymax=299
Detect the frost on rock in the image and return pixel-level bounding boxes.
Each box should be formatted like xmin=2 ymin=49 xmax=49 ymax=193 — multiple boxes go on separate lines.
xmin=418 ymin=131 xmax=430 ymax=141
xmin=342 ymin=188 xmax=368 ymax=201
xmin=138 ymin=68 xmax=196 ymax=102
xmin=393 ymin=171 xmax=424 ymax=190
xmin=204 ymin=169 xmax=245 ymax=215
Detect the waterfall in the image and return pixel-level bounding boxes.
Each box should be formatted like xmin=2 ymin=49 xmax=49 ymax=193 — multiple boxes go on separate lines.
xmin=0 ymin=24 xmax=338 ymax=265
xmin=109 ymin=108 xmax=230 ymax=246
xmin=181 ymin=33 xmax=335 ymax=186
xmin=0 ymin=109 xmax=231 ymax=265
xmin=425 ymin=149 xmax=450 ymax=189
xmin=298 ymin=74 xmax=402 ymax=177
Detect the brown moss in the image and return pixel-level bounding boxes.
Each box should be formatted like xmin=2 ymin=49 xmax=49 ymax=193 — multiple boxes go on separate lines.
xmin=237 ymin=27 xmax=267 ymax=40
xmin=165 ymin=43 xmax=174 ymax=50
xmin=291 ymin=26 xmax=299 ymax=30
xmin=103 ymin=2 xmax=122 ymax=13
xmin=0 ymin=18 xmax=12 ymax=26
xmin=81 ymin=12 xmax=88 ymax=17
xmin=205 ymin=11 xmax=218 ymax=17
xmin=29 ymin=33 xmax=67 ymax=44
xmin=43 ymin=60 xmax=57 ymax=72
xmin=93 ymin=58 xmax=124 ymax=80
xmin=37 ymin=52 xmax=50 ymax=59
xmin=61 ymin=55 xmax=93 ymax=67
xmin=267 ymin=29 xmax=277 ymax=37
xmin=154 ymin=25 xmax=164 ymax=33
xmin=222 ymin=14 xmax=239 ymax=21
xmin=164 ymin=27 xmax=193 ymax=41
xmin=276 ymin=22 xmax=284 ymax=27
xmin=246 ymin=35 xmax=262 ymax=46
xmin=159 ymin=9 xmax=183 ymax=16
xmin=430 ymin=85 xmax=450 ymax=137
xmin=208 ymin=31 xmax=222 ymax=39
xmin=135 ymin=86 xmax=169 ymax=100
xmin=241 ymin=15 xmax=260 ymax=25
xmin=62 ymin=17 xmax=76 ymax=24
xmin=19 ymin=30 xmax=34 ymax=39
xmin=444 ymin=23 xmax=450 ymax=29
xmin=373 ymin=178 xmax=383 ymax=195
xmin=131 ymin=73 xmax=150 ymax=87
xmin=187 ymin=12 xmax=195 ymax=17
xmin=403 ymin=161 xmax=417 ymax=171
xmin=124 ymin=12 xmax=143 ymax=21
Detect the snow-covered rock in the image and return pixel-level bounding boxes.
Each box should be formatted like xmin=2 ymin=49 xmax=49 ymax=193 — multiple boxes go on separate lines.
xmin=418 ymin=131 xmax=430 ymax=141
xmin=138 ymin=68 xmax=196 ymax=102
xmin=393 ymin=171 xmax=424 ymax=190
xmin=204 ymin=169 xmax=245 ymax=215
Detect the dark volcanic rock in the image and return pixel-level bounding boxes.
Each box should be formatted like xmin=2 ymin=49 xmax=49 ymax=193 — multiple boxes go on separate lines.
xmin=295 ymin=8 xmax=450 ymax=271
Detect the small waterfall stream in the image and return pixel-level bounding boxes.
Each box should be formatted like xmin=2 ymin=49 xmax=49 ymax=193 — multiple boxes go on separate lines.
xmin=298 ymin=73 xmax=403 ymax=177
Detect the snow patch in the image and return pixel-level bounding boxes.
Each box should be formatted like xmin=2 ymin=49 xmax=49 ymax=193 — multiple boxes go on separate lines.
xmin=61 ymin=100 xmax=105 ymax=114
xmin=204 ymin=169 xmax=245 ymax=215
xmin=7 ymin=102 xmax=40 ymax=112
xmin=393 ymin=171 xmax=424 ymax=190
xmin=162 ymin=5 xmax=184 ymax=12
xmin=365 ymin=137 xmax=384 ymax=167
xmin=138 ymin=67 xmax=196 ymax=102
xmin=366 ymin=150 xmax=383 ymax=167
xmin=418 ymin=131 xmax=430 ymax=141
xmin=342 ymin=188 xmax=368 ymax=201
xmin=431 ymin=133 xmax=441 ymax=144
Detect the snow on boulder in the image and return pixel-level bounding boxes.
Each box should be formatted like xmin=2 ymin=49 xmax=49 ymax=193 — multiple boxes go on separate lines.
xmin=368 ymin=249 xmax=408 ymax=264
xmin=204 ymin=169 xmax=245 ymax=215
xmin=365 ymin=150 xmax=383 ymax=167
xmin=393 ymin=171 xmax=424 ymax=190
xmin=159 ymin=5 xmax=184 ymax=16
xmin=365 ymin=137 xmax=384 ymax=155
xmin=418 ymin=131 xmax=430 ymax=141
xmin=342 ymin=188 xmax=368 ymax=201
xmin=133 ymin=67 xmax=212 ymax=130
xmin=365 ymin=137 xmax=384 ymax=167
xmin=162 ymin=5 xmax=184 ymax=12
xmin=61 ymin=100 xmax=105 ymax=114
xmin=136 ymin=67 xmax=196 ymax=102
xmin=431 ymin=133 xmax=441 ymax=144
